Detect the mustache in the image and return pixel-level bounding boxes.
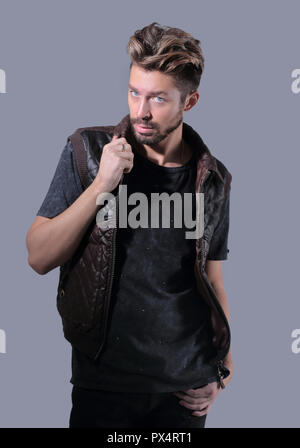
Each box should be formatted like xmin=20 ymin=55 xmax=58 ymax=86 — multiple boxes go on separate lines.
xmin=132 ymin=119 xmax=157 ymax=129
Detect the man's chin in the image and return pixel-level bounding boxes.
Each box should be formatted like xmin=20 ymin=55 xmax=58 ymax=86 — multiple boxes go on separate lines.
xmin=130 ymin=122 xmax=164 ymax=145
xmin=133 ymin=131 xmax=160 ymax=145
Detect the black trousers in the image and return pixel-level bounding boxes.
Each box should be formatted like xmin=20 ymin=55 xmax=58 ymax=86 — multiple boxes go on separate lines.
xmin=69 ymin=385 xmax=207 ymax=428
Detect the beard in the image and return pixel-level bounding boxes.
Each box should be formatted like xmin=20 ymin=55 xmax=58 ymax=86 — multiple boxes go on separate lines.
xmin=130 ymin=108 xmax=184 ymax=146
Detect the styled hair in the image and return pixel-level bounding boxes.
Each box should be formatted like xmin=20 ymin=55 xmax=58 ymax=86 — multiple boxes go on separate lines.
xmin=126 ymin=22 xmax=205 ymax=103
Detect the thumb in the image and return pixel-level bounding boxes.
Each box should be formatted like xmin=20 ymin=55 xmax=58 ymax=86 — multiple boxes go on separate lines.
xmin=112 ymin=134 xmax=119 ymax=141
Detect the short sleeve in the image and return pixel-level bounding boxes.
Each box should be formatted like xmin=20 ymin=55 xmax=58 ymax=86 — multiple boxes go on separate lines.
xmin=206 ymin=188 xmax=230 ymax=261
xmin=36 ymin=139 xmax=83 ymax=218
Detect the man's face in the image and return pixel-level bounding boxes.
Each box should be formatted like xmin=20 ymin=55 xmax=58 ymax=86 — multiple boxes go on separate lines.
xmin=128 ymin=64 xmax=186 ymax=145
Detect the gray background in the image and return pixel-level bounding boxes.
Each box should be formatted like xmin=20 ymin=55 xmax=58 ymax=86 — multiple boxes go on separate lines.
xmin=0 ymin=0 xmax=299 ymax=428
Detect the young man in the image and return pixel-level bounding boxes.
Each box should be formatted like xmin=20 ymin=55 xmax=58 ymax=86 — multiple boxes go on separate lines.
xmin=26 ymin=22 xmax=233 ymax=428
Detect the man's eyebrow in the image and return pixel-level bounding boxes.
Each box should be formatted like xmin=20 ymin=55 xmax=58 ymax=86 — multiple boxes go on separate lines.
xmin=128 ymin=84 xmax=168 ymax=96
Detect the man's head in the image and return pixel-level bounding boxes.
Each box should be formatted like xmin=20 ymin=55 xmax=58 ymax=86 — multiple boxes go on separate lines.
xmin=126 ymin=22 xmax=204 ymax=146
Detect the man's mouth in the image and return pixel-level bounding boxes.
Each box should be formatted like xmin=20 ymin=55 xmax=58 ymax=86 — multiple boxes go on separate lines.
xmin=135 ymin=124 xmax=155 ymax=133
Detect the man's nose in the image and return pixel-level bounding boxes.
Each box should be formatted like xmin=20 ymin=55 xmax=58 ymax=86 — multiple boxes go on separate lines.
xmin=137 ymin=98 xmax=151 ymax=119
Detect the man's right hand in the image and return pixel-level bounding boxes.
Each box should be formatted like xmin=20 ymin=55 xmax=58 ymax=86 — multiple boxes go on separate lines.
xmin=94 ymin=135 xmax=134 ymax=193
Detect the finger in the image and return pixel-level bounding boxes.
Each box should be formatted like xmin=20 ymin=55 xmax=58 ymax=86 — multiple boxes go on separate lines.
xmin=116 ymin=151 xmax=134 ymax=161
xmin=178 ymin=398 xmax=211 ymax=410
xmin=120 ymin=159 xmax=133 ymax=173
xmin=122 ymin=165 xmax=133 ymax=174
xmin=178 ymin=400 xmax=200 ymax=410
xmin=179 ymin=398 xmax=210 ymax=410
xmin=111 ymin=140 xmax=132 ymax=152
xmin=175 ymin=388 xmax=207 ymax=399
xmin=182 ymin=388 xmax=199 ymax=396
xmin=117 ymin=142 xmax=131 ymax=152
xmin=111 ymin=135 xmax=128 ymax=147
xmin=192 ymin=405 xmax=210 ymax=417
xmin=192 ymin=412 xmax=207 ymax=417
xmin=112 ymin=136 xmax=127 ymax=143
xmin=173 ymin=392 xmax=196 ymax=403
xmin=173 ymin=391 xmax=208 ymax=403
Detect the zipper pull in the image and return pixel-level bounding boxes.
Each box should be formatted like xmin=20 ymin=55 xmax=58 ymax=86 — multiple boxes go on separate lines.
xmin=217 ymin=360 xmax=226 ymax=389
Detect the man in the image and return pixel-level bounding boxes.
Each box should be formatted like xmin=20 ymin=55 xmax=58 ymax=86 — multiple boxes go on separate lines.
xmin=26 ymin=22 xmax=233 ymax=428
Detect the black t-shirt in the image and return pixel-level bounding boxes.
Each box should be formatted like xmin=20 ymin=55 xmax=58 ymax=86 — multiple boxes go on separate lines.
xmin=37 ymin=139 xmax=230 ymax=393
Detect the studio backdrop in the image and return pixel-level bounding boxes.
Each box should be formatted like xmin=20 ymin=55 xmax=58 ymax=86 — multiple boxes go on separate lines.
xmin=0 ymin=0 xmax=299 ymax=428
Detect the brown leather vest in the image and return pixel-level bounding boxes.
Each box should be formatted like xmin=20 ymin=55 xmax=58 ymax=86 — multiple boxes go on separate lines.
xmin=56 ymin=114 xmax=232 ymax=388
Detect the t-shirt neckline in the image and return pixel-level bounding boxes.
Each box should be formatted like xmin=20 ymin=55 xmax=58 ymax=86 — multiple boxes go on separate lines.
xmin=133 ymin=147 xmax=196 ymax=173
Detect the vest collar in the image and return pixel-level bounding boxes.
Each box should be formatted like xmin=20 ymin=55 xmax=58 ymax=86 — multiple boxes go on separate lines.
xmin=113 ymin=113 xmax=225 ymax=184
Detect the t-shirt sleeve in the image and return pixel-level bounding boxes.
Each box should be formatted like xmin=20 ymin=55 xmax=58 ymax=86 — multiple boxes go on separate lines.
xmin=206 ymin=187 xmax=231 ymax=261
xmin=36 ymin=139 xmax=83 ymax=218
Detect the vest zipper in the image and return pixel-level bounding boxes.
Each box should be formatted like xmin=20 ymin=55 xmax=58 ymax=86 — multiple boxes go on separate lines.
xmin=198 ymin=169 xmax=231 ymax=383
xmin=94 ymin=179 xmax=122 ymax=360
xmin=217 ymin=359 xmax=226 ymax=389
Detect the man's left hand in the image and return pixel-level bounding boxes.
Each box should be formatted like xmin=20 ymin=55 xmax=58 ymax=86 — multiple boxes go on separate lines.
xmin=172 ymin=381 xmax=221 ymax=417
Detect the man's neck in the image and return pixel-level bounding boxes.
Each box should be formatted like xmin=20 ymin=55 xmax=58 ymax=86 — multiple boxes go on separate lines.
xmin=132 ymin=129 xmax=193 ymax=168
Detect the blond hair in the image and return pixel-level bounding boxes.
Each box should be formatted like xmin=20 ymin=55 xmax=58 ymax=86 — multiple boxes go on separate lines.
xmin=126 ymin=22 xmax=205 ymax=103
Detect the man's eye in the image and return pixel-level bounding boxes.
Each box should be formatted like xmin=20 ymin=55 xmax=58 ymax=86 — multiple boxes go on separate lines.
xmin=130 ymin=90 xmax=138 ymax=97
xmin=154 ymin=96 xmax=164 ymax=103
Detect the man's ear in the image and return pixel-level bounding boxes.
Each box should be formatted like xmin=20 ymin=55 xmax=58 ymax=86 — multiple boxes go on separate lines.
xmin=184 ymin=90 xmax=200 ymax=112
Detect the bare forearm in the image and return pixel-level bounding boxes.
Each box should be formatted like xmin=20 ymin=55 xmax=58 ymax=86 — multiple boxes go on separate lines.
xmin=27 ymin=182 xmax=104 ymax=274
xmin=213 ymin=283 xmax=230 ymax=323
